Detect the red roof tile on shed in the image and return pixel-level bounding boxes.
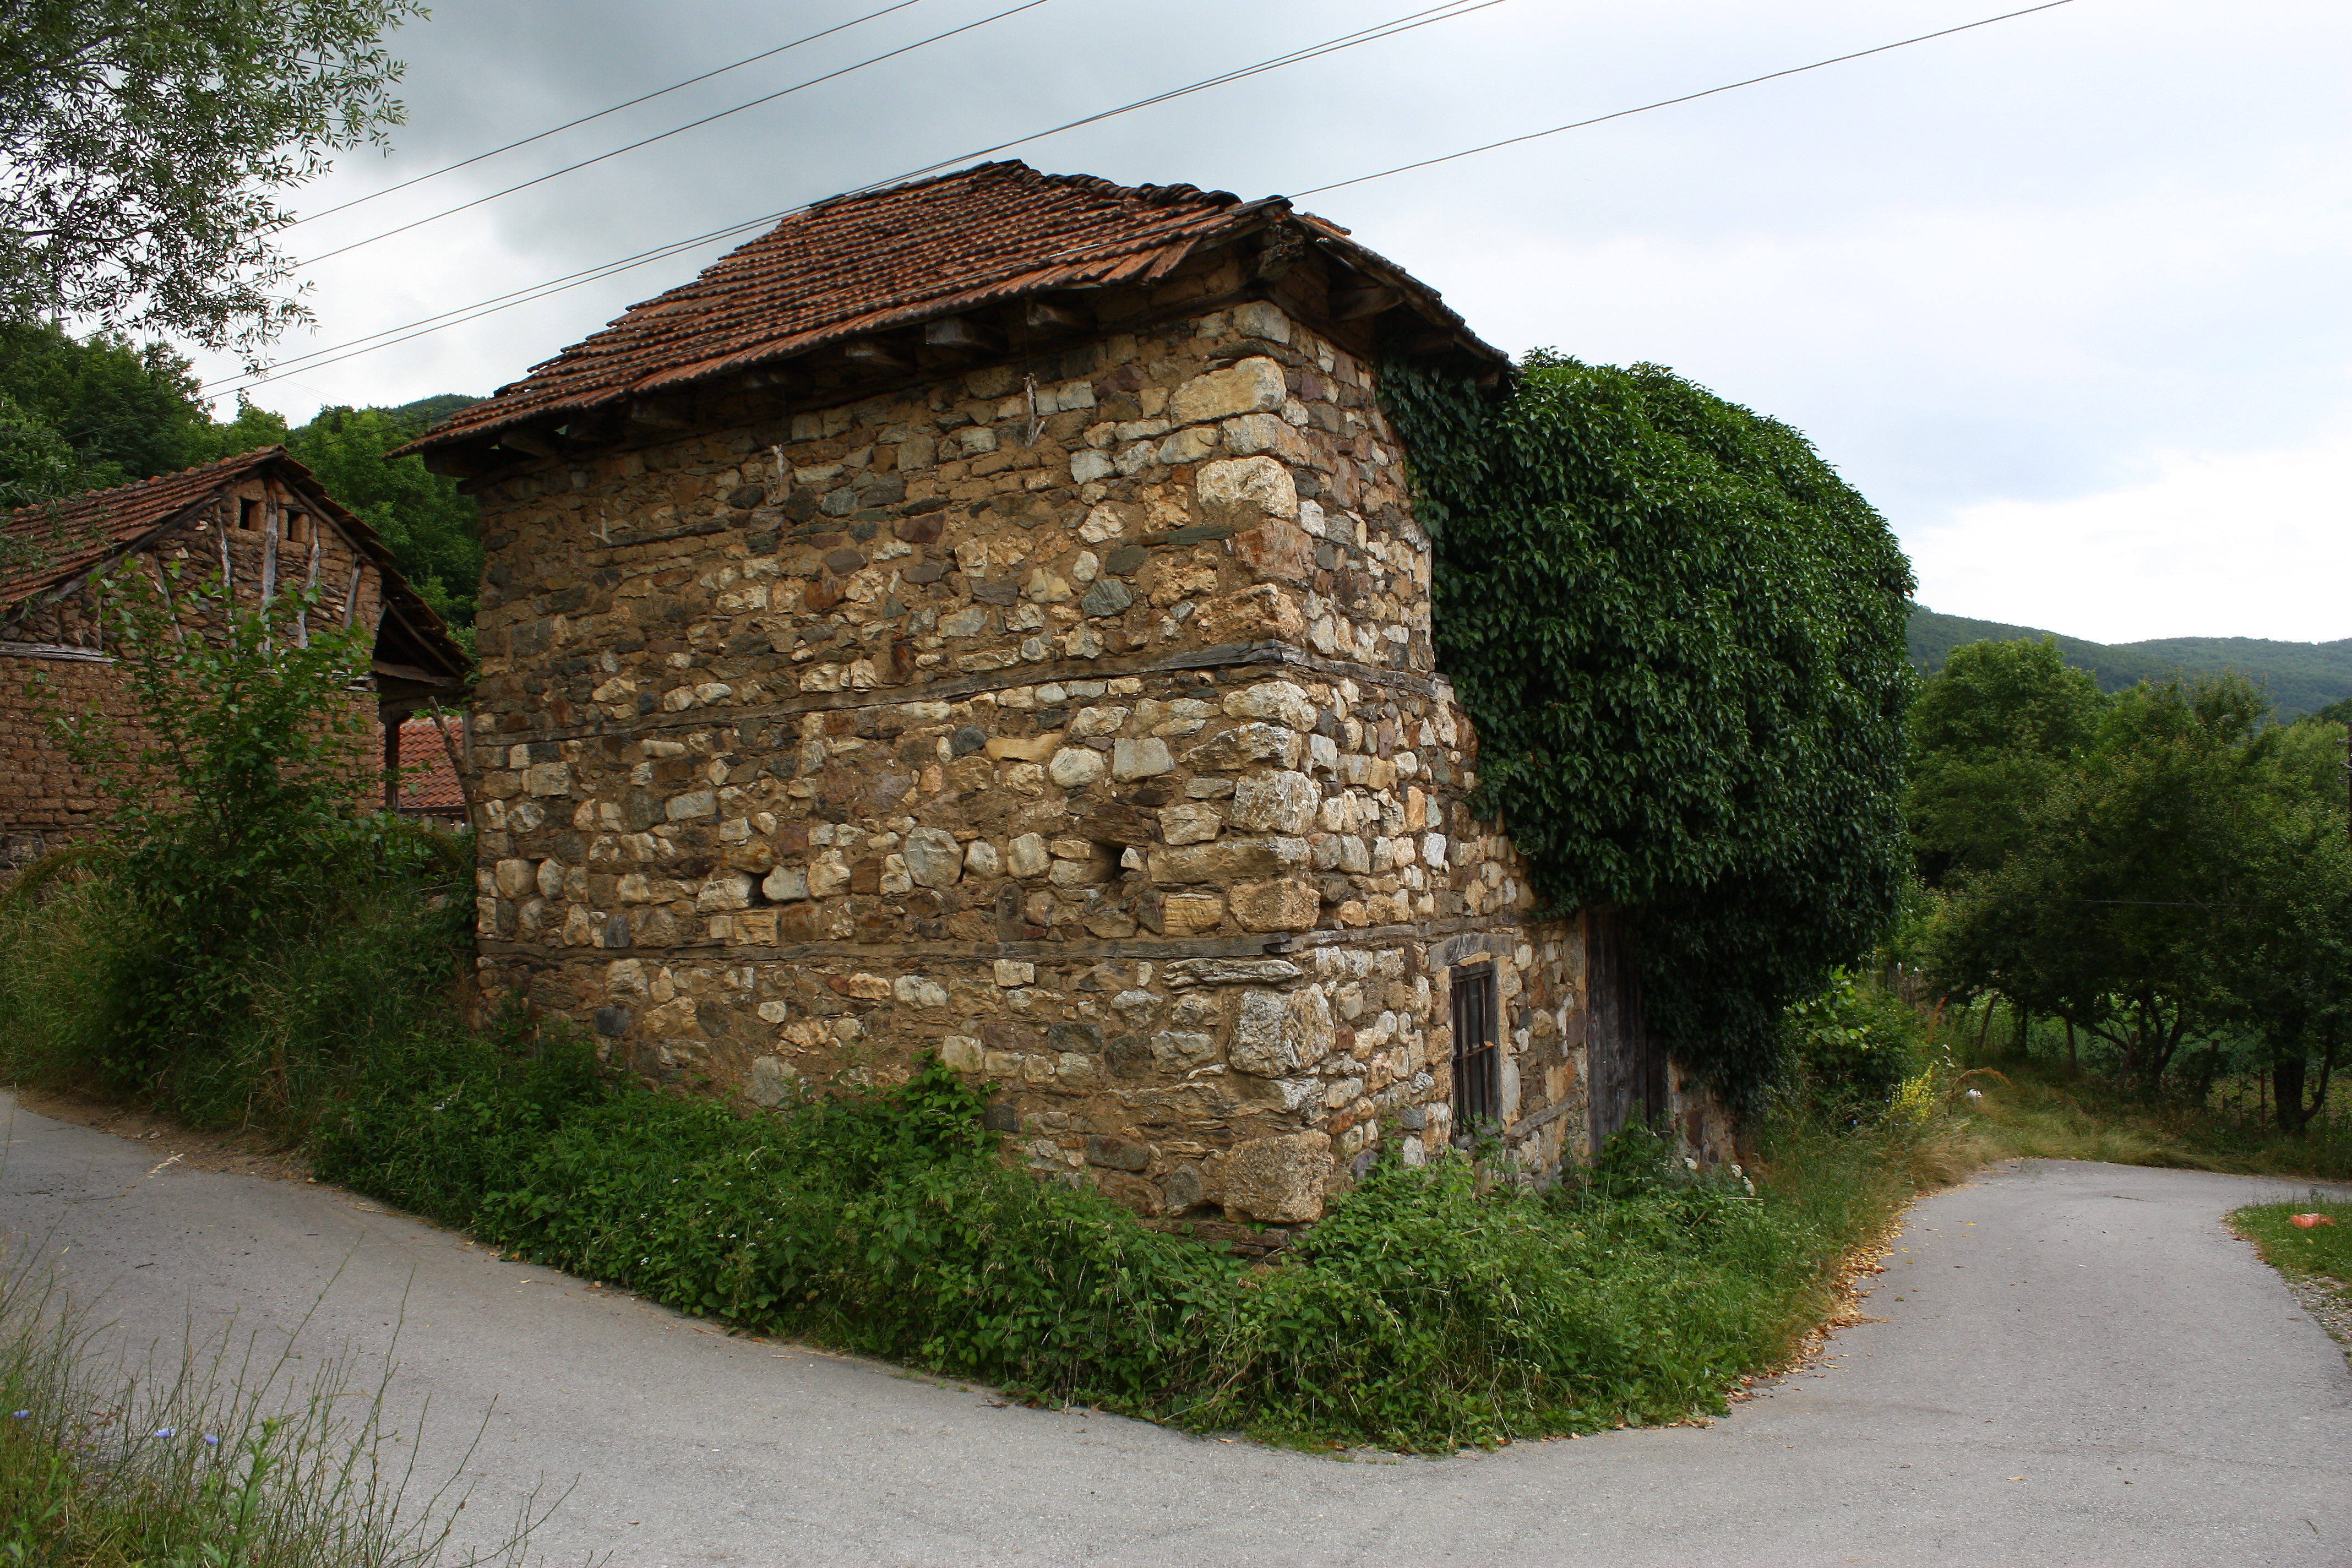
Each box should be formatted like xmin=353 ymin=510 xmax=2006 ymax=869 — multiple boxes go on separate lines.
xmin=2 ymin=448 xmax=284 ymax=606
xmin=405 ymin=160 xmax=1498 ymax=455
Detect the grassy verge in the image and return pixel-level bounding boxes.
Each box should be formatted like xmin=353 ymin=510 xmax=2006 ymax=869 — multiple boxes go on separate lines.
xmin=2228 ymin=1198 xmax=2352 ymax=1365
xmin=0 ymin=1240 xmax=541 ymax=1566
xmin=1952 ymin=1061 xmax=2352 ymax=1180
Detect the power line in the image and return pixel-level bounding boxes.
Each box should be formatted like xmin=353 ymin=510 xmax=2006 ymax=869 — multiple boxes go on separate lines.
xmin=206 ymin=0 xmax=1506 ymax=398
xmin=211 ymin=0 xmax=2068 ymax=401
xmin=286 ymin=0 xmax=940 ymax=230
xmin=296 ymin=0 xmax=1064 ymax=269
xmin=1292 ymin=0 xmax=2080 ymax=197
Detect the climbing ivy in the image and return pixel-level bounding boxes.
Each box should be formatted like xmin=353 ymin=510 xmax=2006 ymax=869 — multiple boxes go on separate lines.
xmin=1381 ymin=351 xmax=1917 ymax=1108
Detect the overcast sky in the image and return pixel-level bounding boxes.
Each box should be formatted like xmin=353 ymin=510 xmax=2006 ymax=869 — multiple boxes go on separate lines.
xmin=195 ymin=0 xmax=2352 ymax=645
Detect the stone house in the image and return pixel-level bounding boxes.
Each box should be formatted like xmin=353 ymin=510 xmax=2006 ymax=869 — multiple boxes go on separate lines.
xmin=402 ymin=161 xmax=1728 ymax=1226
xmin=1 ymin=447 xmax=472 ymax=871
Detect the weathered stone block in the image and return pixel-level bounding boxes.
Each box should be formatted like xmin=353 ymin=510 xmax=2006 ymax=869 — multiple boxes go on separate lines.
xmin=1149 ymin=836 xmax=1305 ymax=883
xmin=1162 ymin=956 xmax=1303 ymax=988
xmin=1170 ymin=358 xmax=1285 ymax=426
xmin=1221 ymin=1130 xmax=1333 ymax=1224
xmin=1229 ymin=769 xmax=1318 ymax=833
xmin=1182 ymin=722 xmax=1299 ymax=772
xmin=1111 ymin=737 xmax=1173 ymax=780
xmin=1157 ymin=802 xmax=1221 ymax=844
xmin=748 ymin=1055 xmax=791 ymax=1106
xmin=1086 ymin=1134 xmax=1152 ymax=1172
xmin=493 ymin=858 xmax=535 ymax=899
xmin=1229 ymin=875 xmax=1319 ymax=932
xmin=894 ymin=974 xmax=949 ymax=1007
xmin=1229 ymin=984 xmax=1335 ymax=1079
xmin=1233 ymin=518 xmax=1314 ymax=583
xmin=1193 ymin=584 xmax=1303 ymax=644
xmin=1007 ymin=832 xmax=1049 ymax=878
xmin=1152 ymin=889 xmax=1224 ymax=934
xmin=696 ymin=871 xmax=753 ymax=911
xmin=985 ymin=731 xmax=1059 ymax=763
xmin=903 ymin=826 xmax=962 ymax=888
xmin=1048 ymin=748 xmax=1104 ymax=787
xmin=1196 ymin=455 xmax=1297 ymax=522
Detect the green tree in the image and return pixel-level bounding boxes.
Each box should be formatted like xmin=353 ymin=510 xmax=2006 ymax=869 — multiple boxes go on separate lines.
xmin=1 ymin=0 xmax=420 ymax=356
xmin=29 ymin=562 xmax=391 ymax=1079
xmin=1923 ymin=676 xmax=2277 ymax=1090
xmin=0 ymin=319 xmax=220 ymax=487
xmin=288 ymin=404 xmax=480 ymax=628
xmin=1906 ymin=637 xmax=2105 ymax=884
xmin=1382 ymin=352 xmax=1916 ymax=1107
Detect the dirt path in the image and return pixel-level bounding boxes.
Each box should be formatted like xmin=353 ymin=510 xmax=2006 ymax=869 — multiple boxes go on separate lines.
xmin=5 ymin=1088 xmax=2349 ymax=1567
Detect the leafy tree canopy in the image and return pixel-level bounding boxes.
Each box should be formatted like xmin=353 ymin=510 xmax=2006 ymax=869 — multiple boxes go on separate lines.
xmin=288 ymin=402 xmax=482 ymax=632
xmin=1923 ymin=674 xmax=2350 ymax=1113
xmin=1906 ymin=637 xmax=2104 ymax=885
xmin=1382 ymin=351 xmax=1917 ymax=1108
xmin=1 ymin=0 xmax=420 ymax=358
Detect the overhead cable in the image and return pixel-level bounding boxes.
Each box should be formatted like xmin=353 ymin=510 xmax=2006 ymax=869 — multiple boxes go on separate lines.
xmin=1292 ymin=0 xmax=2081 ymax=195
xmin=296 ymin=0 xmax=1065 ymax=268
xmin=209 ymin=0 xmax=2068 ymax=400
xmin=286 ymin=0 xmax=941 ymax=230
xmin=206 ymin=0 xmax=1507 ymax=396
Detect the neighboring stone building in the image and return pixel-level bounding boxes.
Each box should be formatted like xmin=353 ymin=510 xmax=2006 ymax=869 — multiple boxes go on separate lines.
xmin=1 ymin=447 xmax=471 ymax=870
xmin=402 ymin=161 xmax=1728 ymax=1224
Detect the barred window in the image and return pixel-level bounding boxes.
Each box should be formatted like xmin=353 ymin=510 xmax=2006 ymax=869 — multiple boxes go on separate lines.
xmin=1450 ymin=964 xmax=1499 ymax=1134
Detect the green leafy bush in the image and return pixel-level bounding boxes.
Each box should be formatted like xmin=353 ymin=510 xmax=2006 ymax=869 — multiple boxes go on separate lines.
xmin=309 ymin=1031 xmax=1961 ymax=1450
xmin=1380 ymin=352 xmax=1915 ymax=1110
xmin=19 ymin=564 xmax=469 ymax=1097
xmin=1783 ymin=971 xmax=1926 ymax=1114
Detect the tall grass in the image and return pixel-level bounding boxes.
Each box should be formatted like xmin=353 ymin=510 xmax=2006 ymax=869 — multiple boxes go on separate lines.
xmin=0 ymin=843 xmax=472 ymax=1139
xmin=0 ymin=1238 xmax=545 ymax=1566
xmin=1932 ymin=998 xmax=2352 ymax=1180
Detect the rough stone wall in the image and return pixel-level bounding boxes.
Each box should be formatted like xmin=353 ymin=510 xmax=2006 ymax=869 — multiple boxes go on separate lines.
xmin=462 ymin=263 xmax=1725 ymax=1218
xmin=1 ymin=475 xmax=382 ymax=873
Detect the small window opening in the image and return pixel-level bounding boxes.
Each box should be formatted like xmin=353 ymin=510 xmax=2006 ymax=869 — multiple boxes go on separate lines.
xmin=1450 ymin=963 xmax=1499 ymax=1135
xmin=237 ymin=498 xmax=260 ymax=532
xmin=285 ymin=511 xmax=308 ymax=544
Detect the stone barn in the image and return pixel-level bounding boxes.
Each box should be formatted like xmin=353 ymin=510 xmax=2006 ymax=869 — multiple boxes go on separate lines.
xmin=1 ymin=447 xmax=472 ymax=869
xmin=402 ymin=161 xmax=1730 ymax=1224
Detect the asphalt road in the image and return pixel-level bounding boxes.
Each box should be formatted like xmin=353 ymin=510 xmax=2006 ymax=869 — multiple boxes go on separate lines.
xmin=4 ymin=1088 xmax=2349 ymax=1568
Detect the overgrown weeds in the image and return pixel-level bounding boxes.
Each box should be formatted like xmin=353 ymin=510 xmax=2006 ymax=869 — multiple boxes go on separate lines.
xmin=0 ymin=1237 xmax=543 ymax=1566
xmin=1944 ymin=1055 xmax=2352 ymax=1182
xmin=307 ymin=1040 xmax=1969 ymax=1452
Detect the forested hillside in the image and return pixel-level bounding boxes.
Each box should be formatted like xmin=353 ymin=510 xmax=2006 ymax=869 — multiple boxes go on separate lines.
xmin=1910 ymin=607 xmax=2352 ymax=721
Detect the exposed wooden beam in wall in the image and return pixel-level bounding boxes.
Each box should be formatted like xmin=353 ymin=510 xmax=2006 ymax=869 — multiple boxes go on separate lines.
xmin=922 ymin=315 xmax=1004 ymax=355
xmin=1329 ymin=285 xmax=1403 ymax=322
xmin=841 ymin=339 xmax=912 ymax=373
xmin=1024 ymin=298 xmax=1092 ymax=333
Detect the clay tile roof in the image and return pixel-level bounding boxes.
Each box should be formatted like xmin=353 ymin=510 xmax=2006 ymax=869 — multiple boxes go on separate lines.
xmin=395 ymin=718 xmax=468 ymax=813
xmin=3 ymin=448 xmax=473 ymax=687
xmin=2 ymin=447 xmax=284 ymax=607
xmin=405 ymin=160 xmax=1498 ymax=455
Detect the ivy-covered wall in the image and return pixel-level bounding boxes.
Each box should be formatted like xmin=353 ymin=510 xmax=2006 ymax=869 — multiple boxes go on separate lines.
xmin=1381 ymin=352 xmax=1917 ymax=1108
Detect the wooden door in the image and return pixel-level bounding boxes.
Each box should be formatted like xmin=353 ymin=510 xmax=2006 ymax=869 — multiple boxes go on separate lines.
xmin=1586 ymin=910 xmax=1664 ymax=1148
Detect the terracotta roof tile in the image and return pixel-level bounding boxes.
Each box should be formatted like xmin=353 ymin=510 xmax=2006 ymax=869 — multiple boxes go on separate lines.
xmin=395 ymin=718 xmax=468 ymax=813
xmin=407 ymin=160 xmax=1499 ymax=454
xmin=2 ymin=448 xmax=282 ymax=606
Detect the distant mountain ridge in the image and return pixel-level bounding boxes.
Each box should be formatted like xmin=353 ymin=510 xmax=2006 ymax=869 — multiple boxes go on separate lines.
xmin=1909 ymin=608 xmax=2352 ymax=722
